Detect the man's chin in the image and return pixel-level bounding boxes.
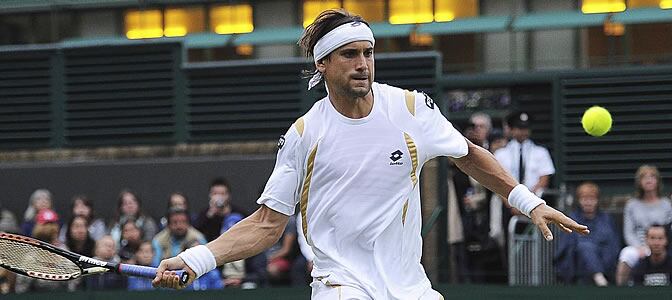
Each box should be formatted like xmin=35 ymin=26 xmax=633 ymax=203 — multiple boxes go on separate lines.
xmin=349 ymin=86 xmax=371 ymax=97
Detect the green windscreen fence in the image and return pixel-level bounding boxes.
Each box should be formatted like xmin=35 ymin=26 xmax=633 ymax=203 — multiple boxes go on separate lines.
xmin=0 ymin=48 xmax=55 ymax=149
xmin=63 ymin=42 xmax=181 ymax=146
xmin=185 ymin=59 xmax=305 ymax=142
xmin=559 ymin=72 xmax=672 ymax=189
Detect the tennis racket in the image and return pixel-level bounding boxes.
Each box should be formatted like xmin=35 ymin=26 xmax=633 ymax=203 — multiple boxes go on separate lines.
xmin=0 ymin=232 xmax=188 ymax=284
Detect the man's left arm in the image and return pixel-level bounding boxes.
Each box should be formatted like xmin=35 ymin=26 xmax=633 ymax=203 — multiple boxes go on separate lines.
xmin=452 ymin=139 xmax=589 ymax=240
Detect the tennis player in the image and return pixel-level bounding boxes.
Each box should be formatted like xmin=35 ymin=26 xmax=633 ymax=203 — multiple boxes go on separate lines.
xmin=153 ymin=9 xmax=589 ymax=299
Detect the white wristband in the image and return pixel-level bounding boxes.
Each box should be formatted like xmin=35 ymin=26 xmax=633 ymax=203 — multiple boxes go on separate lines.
xmin=178 ymin=245 xmax=217 ymax=278
xmin=507 ymin=184 xmax=545 ymax=218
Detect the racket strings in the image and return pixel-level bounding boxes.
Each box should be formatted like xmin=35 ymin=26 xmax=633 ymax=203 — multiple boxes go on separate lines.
xmin=0 ymin=239 xmax=80 ymax=279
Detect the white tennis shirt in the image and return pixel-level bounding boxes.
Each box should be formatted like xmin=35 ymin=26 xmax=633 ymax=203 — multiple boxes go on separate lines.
xmin=257 ymin=82 xmax=468 ymax=299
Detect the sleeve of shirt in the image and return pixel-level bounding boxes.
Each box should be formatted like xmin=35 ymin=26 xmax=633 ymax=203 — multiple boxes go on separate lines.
xmin=623 ymin=200 xmax=639 ymax=247
xmin=413 ymin=91 xmax=468 ymax=160
xmin=536 ymin=147 xmax=556 ymax=176
xmin=256 ymin=124 xmax=303 ymax=216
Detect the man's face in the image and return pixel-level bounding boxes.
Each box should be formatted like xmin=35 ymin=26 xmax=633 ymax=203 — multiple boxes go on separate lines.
xmin=511 ymin=127 xmax=530 ymax=142
xmin=646 ymin=227 xmax=668 ymax=255
xmin=168 ymin=213 xmax=190 ymax=238
xmin=318 ymin=40 xmax=374 ymax=99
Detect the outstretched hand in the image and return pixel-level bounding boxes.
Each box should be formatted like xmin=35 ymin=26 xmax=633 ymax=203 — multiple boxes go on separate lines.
xmin=152 ymin=256 xmax=196 ymax=289
xmin=529 ymin=204 xmax=590 ymax=241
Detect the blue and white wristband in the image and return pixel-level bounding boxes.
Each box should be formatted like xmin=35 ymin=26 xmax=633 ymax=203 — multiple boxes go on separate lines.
xmin=508 ymin=184 xmax=545 ymax=218
xmin=178 ymin=245 xmax=217 ymax=278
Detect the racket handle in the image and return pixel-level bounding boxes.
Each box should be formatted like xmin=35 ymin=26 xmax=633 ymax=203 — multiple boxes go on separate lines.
xmin=118 ymin=264 xmax=189 ymax=285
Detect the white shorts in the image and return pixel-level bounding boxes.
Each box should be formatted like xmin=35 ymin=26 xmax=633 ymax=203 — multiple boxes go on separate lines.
xmin=619 ymin=245 xmax=651 ymax=267
xmin=310 ymin=279 xmax=444 ymax=300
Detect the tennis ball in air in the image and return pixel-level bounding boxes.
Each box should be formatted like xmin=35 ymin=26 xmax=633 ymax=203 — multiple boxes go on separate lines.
xmin=581 ymin=106 xmax=612 ymax=137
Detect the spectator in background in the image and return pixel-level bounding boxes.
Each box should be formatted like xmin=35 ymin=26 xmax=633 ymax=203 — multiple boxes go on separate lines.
xmin=160 ymin=192 xmax=194 ymax=229
xmin=616 ymin=165 xmax=672 ymax=285
xmin=469 ymin=112 xmax=492 ymax=150
xmin=487 ymin=128 xmax=508 ymax=154
xmin=631 ymin=225 xmax=672 ymax=286
xmin=492 ymin=111 xmax=555 ymax=246
xmin=21 ymin=189 xmax=53 ymax=236
xmin=109 ymin=189 xmax=158 ymax=247
xmin=59 ymin=195 xmax=106 ymax=243
xmin=152 ymin=208 xmax=206 ymax=267
xmin=86 ymin=235 xmax=125 ymax=290
xmin=127 ymin=241 xmax=155 ymax=291
xmin=65 ymin=216 xmax=96 ymax=257
xmin=266 ymin=215 xmax=298 ymax=286
xmin=118 ymin=219 xmax=144 ymax=263
xmin=15 ymin=209 xmax=69 ymax=293
xmin=64 ymin=215 xmax=96 ymax=291
xmin=0 ymin=267 xmax=14 ymax=294
xmin=555 ymin=182 xmax=620 ymax=286
xmin=194 ymin=178 xmax=245 ymax=242
xmin=0 ymin=200 xmax=19 ymax=234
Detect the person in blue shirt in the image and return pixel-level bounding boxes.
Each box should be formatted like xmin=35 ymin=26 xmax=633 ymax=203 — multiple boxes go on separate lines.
xmin=152 ymin=208 xmax=207 ymax=267
xmin=555 ymin=182 xmax=620 ymax=286
xmin=127 ymin=241 xmax=156 ymax=291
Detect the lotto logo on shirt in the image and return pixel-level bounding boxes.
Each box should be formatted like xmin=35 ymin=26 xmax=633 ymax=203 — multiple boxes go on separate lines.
xmin=390 ymin=150 xmax=404 ymax=165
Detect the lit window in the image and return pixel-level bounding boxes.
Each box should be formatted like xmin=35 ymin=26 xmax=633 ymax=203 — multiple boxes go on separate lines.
xmin=389 ymin=0 xmax=433 ymax=24
xmin=164 ymin=7 xmax=205 ymax=37
xmin=581 ymin=0 xmax=626 ymax=14
xmin=344 ymin=0 xmax=385 ymax=22
xmin=627 ymin=0 xmax=661 ymax=7
xmin=435 ymin=0 xmax=478 ymax=22
xmin=663 ymin=0 xmax=672 ymax=8
xmin=210 ymin=4 xmax=254 ymax=34
xmin=125 ymin=9 xmax=163 ymax=39
xmin=303 ymin=0 xmax=340 ymax=28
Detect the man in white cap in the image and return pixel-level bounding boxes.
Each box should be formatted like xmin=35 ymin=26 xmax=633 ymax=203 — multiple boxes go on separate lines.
xmin=153 ymin=9 xmax=588 ymax=299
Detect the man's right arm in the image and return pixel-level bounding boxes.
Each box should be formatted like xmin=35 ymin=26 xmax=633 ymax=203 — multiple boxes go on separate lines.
xmin=207 ymin=205 xmax=289 ymax=265
xmin=152 ymin=205 xmax=288 ymax=289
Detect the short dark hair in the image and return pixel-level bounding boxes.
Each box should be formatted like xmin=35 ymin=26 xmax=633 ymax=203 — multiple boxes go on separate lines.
xmin=166 ymin=208 xmax=190 ymax=224
xmin=646 ymin=224 xmax=667 ymax=237
xmin=210 ymin=177 xmax=230 ymax=191
xmin=298 ymin=9 xmax=369 ymax=60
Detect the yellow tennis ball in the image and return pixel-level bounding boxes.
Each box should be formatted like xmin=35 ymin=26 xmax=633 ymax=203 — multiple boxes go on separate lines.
xmin=581 ymin=106 xmax=612 ymax=137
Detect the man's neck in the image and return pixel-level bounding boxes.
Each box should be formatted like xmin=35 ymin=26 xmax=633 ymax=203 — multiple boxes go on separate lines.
xmin=327 ymin=84 xmax=374 ymax=119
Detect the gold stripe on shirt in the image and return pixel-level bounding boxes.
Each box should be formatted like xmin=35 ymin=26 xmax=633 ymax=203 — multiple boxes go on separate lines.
xmin=404 ymin=90 xmax=416 ymax=116
xmin=300 ymin=144 xmax=318 ymax=243
xmin=294 ymin=117 xmax=305 ymax=137
xmin=404 ymin=133 xmax=418 ymax=186
xmin=402 ymin=199 xmax=409 ymax=225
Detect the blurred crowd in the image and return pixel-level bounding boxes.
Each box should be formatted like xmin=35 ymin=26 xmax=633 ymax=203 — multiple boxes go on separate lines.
xmin=448 ymin=110 xmax=672 ymax=287
xmin=0 ymin=110 xmax=671 ymax=294
xmin=0 ymin=178 xmax=314 ymax=294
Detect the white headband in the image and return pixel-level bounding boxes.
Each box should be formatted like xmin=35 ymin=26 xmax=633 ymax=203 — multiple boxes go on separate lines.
xmin=308 ymin=21 xmax=375 ymax=90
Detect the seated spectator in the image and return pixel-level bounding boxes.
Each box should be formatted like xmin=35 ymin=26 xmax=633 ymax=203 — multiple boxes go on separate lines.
xmin=15 ymin=209 xmax=69 ymax=293
xmin=0 ymin=267 xmax=14 ymax=294
xmin=631 ymin=225 xmax=672 ymax=286
xmin=194 ymin=178 xmax=245 ymax=242
xmin=152 ymin=208 xmax=206 ymax=267
xmin=0 ymin=200 xmax=19 ymax=234
xmin=118 ymin=219 xmax=144 ymax=263
xmin=616 ymin=165 xmax=672 ymax=285
xmin=555 ymin=182 xmax=620 ymax=286
xmin=64 ymin=215 xmax=96 ymax=291
xmin=59 ymin=195 xmax=106 ymax=243
xmin=109 ymin=189 xmax=158 ymax=247
xmin=21 ymin=189 xmax=54 ymax=236
xmin=159 ymin=192 xmax=194 ymax=229
xmin=266 ymin=215 xmax=298 ymax=286
xmin=127 ymin=241 xmax=155 ymax=291
xmin=85 ymin=235 xmax=125 ymax=290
